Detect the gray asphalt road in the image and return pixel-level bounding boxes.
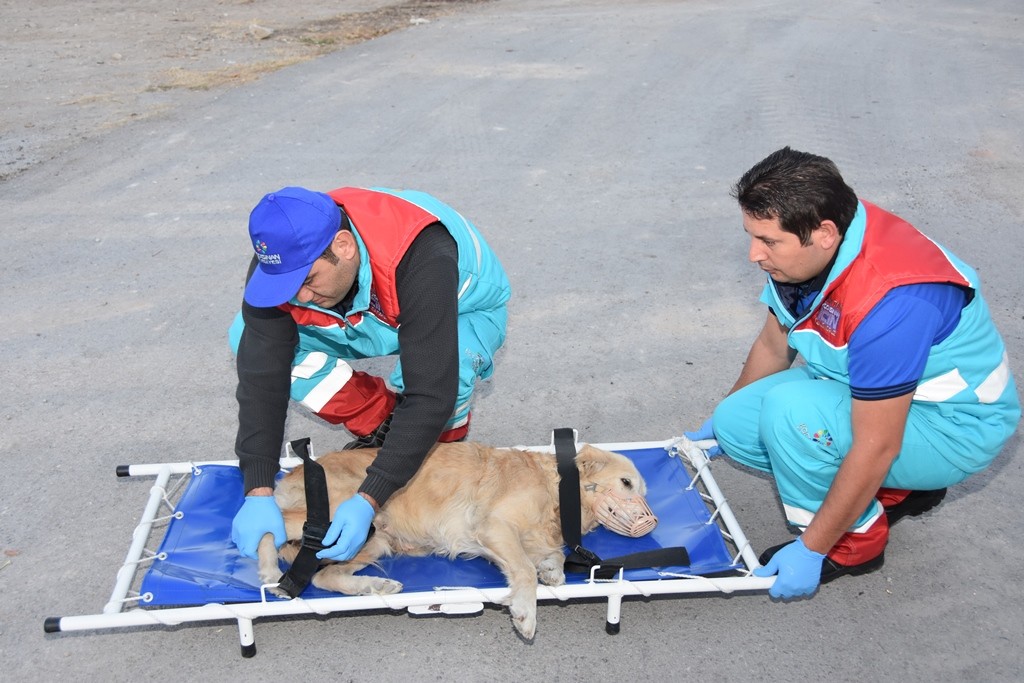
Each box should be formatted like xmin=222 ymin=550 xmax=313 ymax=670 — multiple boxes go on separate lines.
xmin=3 ymin=0 xmax=1022 ymax=680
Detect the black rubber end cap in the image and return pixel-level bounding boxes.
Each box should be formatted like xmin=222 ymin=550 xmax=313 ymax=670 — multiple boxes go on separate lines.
xmin=43 ymin=617 xmax=62 ymax=633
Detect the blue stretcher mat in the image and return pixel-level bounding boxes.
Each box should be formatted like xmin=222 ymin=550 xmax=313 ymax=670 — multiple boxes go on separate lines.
xmin=141 ymin=446 xmax=740 ymax=606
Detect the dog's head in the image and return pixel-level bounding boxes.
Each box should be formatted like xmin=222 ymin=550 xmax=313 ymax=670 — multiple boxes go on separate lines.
xmin=575 ymin=445 xmax=657 ymax=537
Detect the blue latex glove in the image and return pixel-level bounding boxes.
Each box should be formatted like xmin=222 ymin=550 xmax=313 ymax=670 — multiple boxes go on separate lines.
xmin=231 ymin=495 xmax=287 ymax=559
xmin=316 ymin=494 xmax=376 ymax=561
xmin=683 ymin=416 xmax=723 ymax=457
xmin=753 ymin=537 xmax=826 ymax=599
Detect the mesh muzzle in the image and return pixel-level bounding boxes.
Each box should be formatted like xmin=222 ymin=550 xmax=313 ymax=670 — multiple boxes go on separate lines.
xmin=591 ymin=487 xmax=658 ymax=537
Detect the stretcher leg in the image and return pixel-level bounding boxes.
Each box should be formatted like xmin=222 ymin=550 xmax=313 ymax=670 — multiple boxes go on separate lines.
xmin=238 ymin=617 xmax=256 ymax=658
xmin=605 ymin=594 xmax=622 ymax=635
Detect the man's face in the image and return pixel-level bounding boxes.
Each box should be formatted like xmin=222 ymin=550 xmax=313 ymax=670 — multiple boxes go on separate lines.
xmin=294 ymin=233 xmax=359 ymax=308
xmin=743 ymin=212 xmax=837 ymax=284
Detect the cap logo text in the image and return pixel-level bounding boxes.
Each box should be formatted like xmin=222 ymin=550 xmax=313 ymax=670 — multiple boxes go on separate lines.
xmin=254 ymin=239 xmax=282 ymax=265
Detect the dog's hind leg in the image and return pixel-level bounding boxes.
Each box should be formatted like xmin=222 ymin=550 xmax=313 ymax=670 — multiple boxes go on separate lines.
xmin=479 ymin=522 xmax=541 ymax=640
xmin=310 ymin=535 xmax=403 ymax=596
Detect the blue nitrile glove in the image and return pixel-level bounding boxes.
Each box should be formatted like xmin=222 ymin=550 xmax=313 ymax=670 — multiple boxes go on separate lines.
xmin=231 ymin=495 xmax=287 ymax=559
xmin=683 ymin=416 xmax=723 ymax=457
xmin=316 ymin=494 xmax=376 ymax=561
xmin=753 ymin=537 xmax=826 ymax=600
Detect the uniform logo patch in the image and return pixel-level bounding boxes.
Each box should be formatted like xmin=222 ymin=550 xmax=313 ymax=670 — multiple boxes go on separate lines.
xmin=812 ymin=429 xmax=834 ymax=447
xmin=815 ymin=298 xmax=841 ymax=336
xmin=798 ymin=423 xmax=835 ymax=449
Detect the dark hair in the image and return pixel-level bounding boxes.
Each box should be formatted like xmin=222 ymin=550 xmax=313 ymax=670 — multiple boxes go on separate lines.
xmin=317 ymin=206 xmax=352 ymax=264
xmin=731 ymin=147 xmax=858 ymax=245
xmin=318 ymin=244 xmax=339 ymax=264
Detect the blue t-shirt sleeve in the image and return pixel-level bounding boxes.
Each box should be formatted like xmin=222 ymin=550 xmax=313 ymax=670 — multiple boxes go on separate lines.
xmin=848 ymin=283 xmax=967 ymax=400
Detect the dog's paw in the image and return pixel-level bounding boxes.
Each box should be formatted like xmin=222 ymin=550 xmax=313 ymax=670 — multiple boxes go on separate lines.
xmin=511 ymin=607 xmax=537 ymax=641
xmin=278 ymin=542 xmax=300 ymax=565
xmin=258 ymin=567 xmax=284 ymax=586
xmin=362 ymin=577 xmax=403 ymax=595
xmin=257 ymin=564 xmax=289 ymax=598
xmin=537 ymin=557 xmax=565 ymax=586
xmin=267 ymin=584 xmax=292 ymax=599
xmin=508 ymin=592 xmax=537 ymax=641
xmin=256 ymin=556 xmax=284 ymax=590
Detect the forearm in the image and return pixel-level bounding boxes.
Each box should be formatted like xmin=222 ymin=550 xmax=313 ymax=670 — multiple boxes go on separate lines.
xmin=728 ymin=314 xmax=796 ymax=395
xmin=356 ymin=491 xmax=380 ymax=512
xmin=357 ymin=224 xmax=459 ymax=505
xmin=801 ymin=447 xmax=894 ymax=553
xmin=357 ymin=385 xmax=455 ymax=505
xmin=246 ymin=486 xmax=274 ymax=497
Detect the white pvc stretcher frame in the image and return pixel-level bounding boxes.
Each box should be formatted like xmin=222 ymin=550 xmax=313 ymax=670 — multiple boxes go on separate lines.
xmin=44 ymin=435 xmax=774 ymax=656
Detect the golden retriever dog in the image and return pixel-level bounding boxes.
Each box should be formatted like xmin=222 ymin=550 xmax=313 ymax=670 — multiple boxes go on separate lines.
xmin=256 ymin=441 xmax=654 ymax=639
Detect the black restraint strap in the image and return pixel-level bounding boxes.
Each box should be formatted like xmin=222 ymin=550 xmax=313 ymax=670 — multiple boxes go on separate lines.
xmin=276 ymin=438 xmax=332 ymax=598
xmin=553 ymin=428 xmax=690 ymax=580
xmin=554 ymin=428 xmax=593 ymax=570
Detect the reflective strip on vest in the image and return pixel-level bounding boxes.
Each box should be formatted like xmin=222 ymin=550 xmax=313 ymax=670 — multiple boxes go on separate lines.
xmin=976 ymin=351 xmax=1012 ymax=404
xmin=915 ymin=351 xmax=1011 ymax=404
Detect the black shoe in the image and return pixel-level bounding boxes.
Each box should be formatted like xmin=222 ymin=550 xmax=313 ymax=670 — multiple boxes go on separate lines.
xmin=884 ymin=488 xmax=947 ymax=526
xmin=342 ymin=413 xmax=392 ymax=450
xmin=342 ymin=432 xmax=385 ymax=449
xmin=758 ymin=542 xmax=885 ymax=585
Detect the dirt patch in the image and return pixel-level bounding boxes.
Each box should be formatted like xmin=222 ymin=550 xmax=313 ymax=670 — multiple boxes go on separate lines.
xmin=0 ymin=0 xmax=489 ymax=181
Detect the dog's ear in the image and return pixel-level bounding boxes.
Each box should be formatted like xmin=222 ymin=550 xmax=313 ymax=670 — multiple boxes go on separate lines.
xmin=574 ymin=445 xmax=610 ymax=478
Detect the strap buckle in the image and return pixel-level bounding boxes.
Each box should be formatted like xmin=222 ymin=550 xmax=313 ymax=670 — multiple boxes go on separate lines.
xmin=572 ymin=544 xmax=601 ymax=566
xmin=300 ymin=520 xmax=330 ymax=553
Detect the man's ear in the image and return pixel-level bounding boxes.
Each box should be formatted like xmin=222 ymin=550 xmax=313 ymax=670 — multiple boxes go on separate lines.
xmin=816 ymin=220 xmax=840 ymax=250
xmin=332 ymin=230 xmax=358 ymax=260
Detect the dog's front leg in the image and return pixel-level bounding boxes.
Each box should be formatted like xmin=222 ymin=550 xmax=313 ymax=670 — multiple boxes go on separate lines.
xmin=257 ymin=508 xmax=306 ymax=594
xmin=256 ymin=532 xmax=282 ymax=587
xmin=480 ymin=523 xmax=540 ymax=641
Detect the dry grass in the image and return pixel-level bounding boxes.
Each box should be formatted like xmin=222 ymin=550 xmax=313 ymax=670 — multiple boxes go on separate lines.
xmin=154 ymin=59 xmax=308 ymax=91
xmin=150 ymin=1 xmax=488 ymax=92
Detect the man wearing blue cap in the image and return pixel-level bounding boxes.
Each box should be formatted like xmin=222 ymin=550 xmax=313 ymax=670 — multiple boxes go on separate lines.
xmin=229 ymin=186 xmax=511 ymax=562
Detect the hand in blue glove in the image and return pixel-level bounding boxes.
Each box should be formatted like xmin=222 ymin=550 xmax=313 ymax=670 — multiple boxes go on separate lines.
xmin=753 ymin=537 xmax=826 ymax=600
xmin=683 ymin=416 xmax=723 ymax=457
xmin=231 ymin=495 xmax=287 ymax=559
xmin=316 ymin=494 xmax=376 ymax=562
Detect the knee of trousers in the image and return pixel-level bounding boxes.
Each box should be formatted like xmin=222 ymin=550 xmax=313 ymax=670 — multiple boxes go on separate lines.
xmin=757 ymin=381 xmax=849 ymax=461
xmin=711 ymin=391 xmax=772 ymax=472
xmin=756 ymin=382 xmax=853 ymax=517
xmin=446 ymin=308 xmax=508 ymax=426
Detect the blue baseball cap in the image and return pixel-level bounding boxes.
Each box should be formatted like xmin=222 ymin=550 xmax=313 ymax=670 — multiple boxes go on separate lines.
xmin=244 ymin=187 xmax=341 ymax=307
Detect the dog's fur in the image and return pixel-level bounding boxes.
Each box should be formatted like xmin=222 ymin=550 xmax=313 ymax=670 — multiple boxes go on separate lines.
xmin=256 ymin=441 xmax=648 ymax=639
